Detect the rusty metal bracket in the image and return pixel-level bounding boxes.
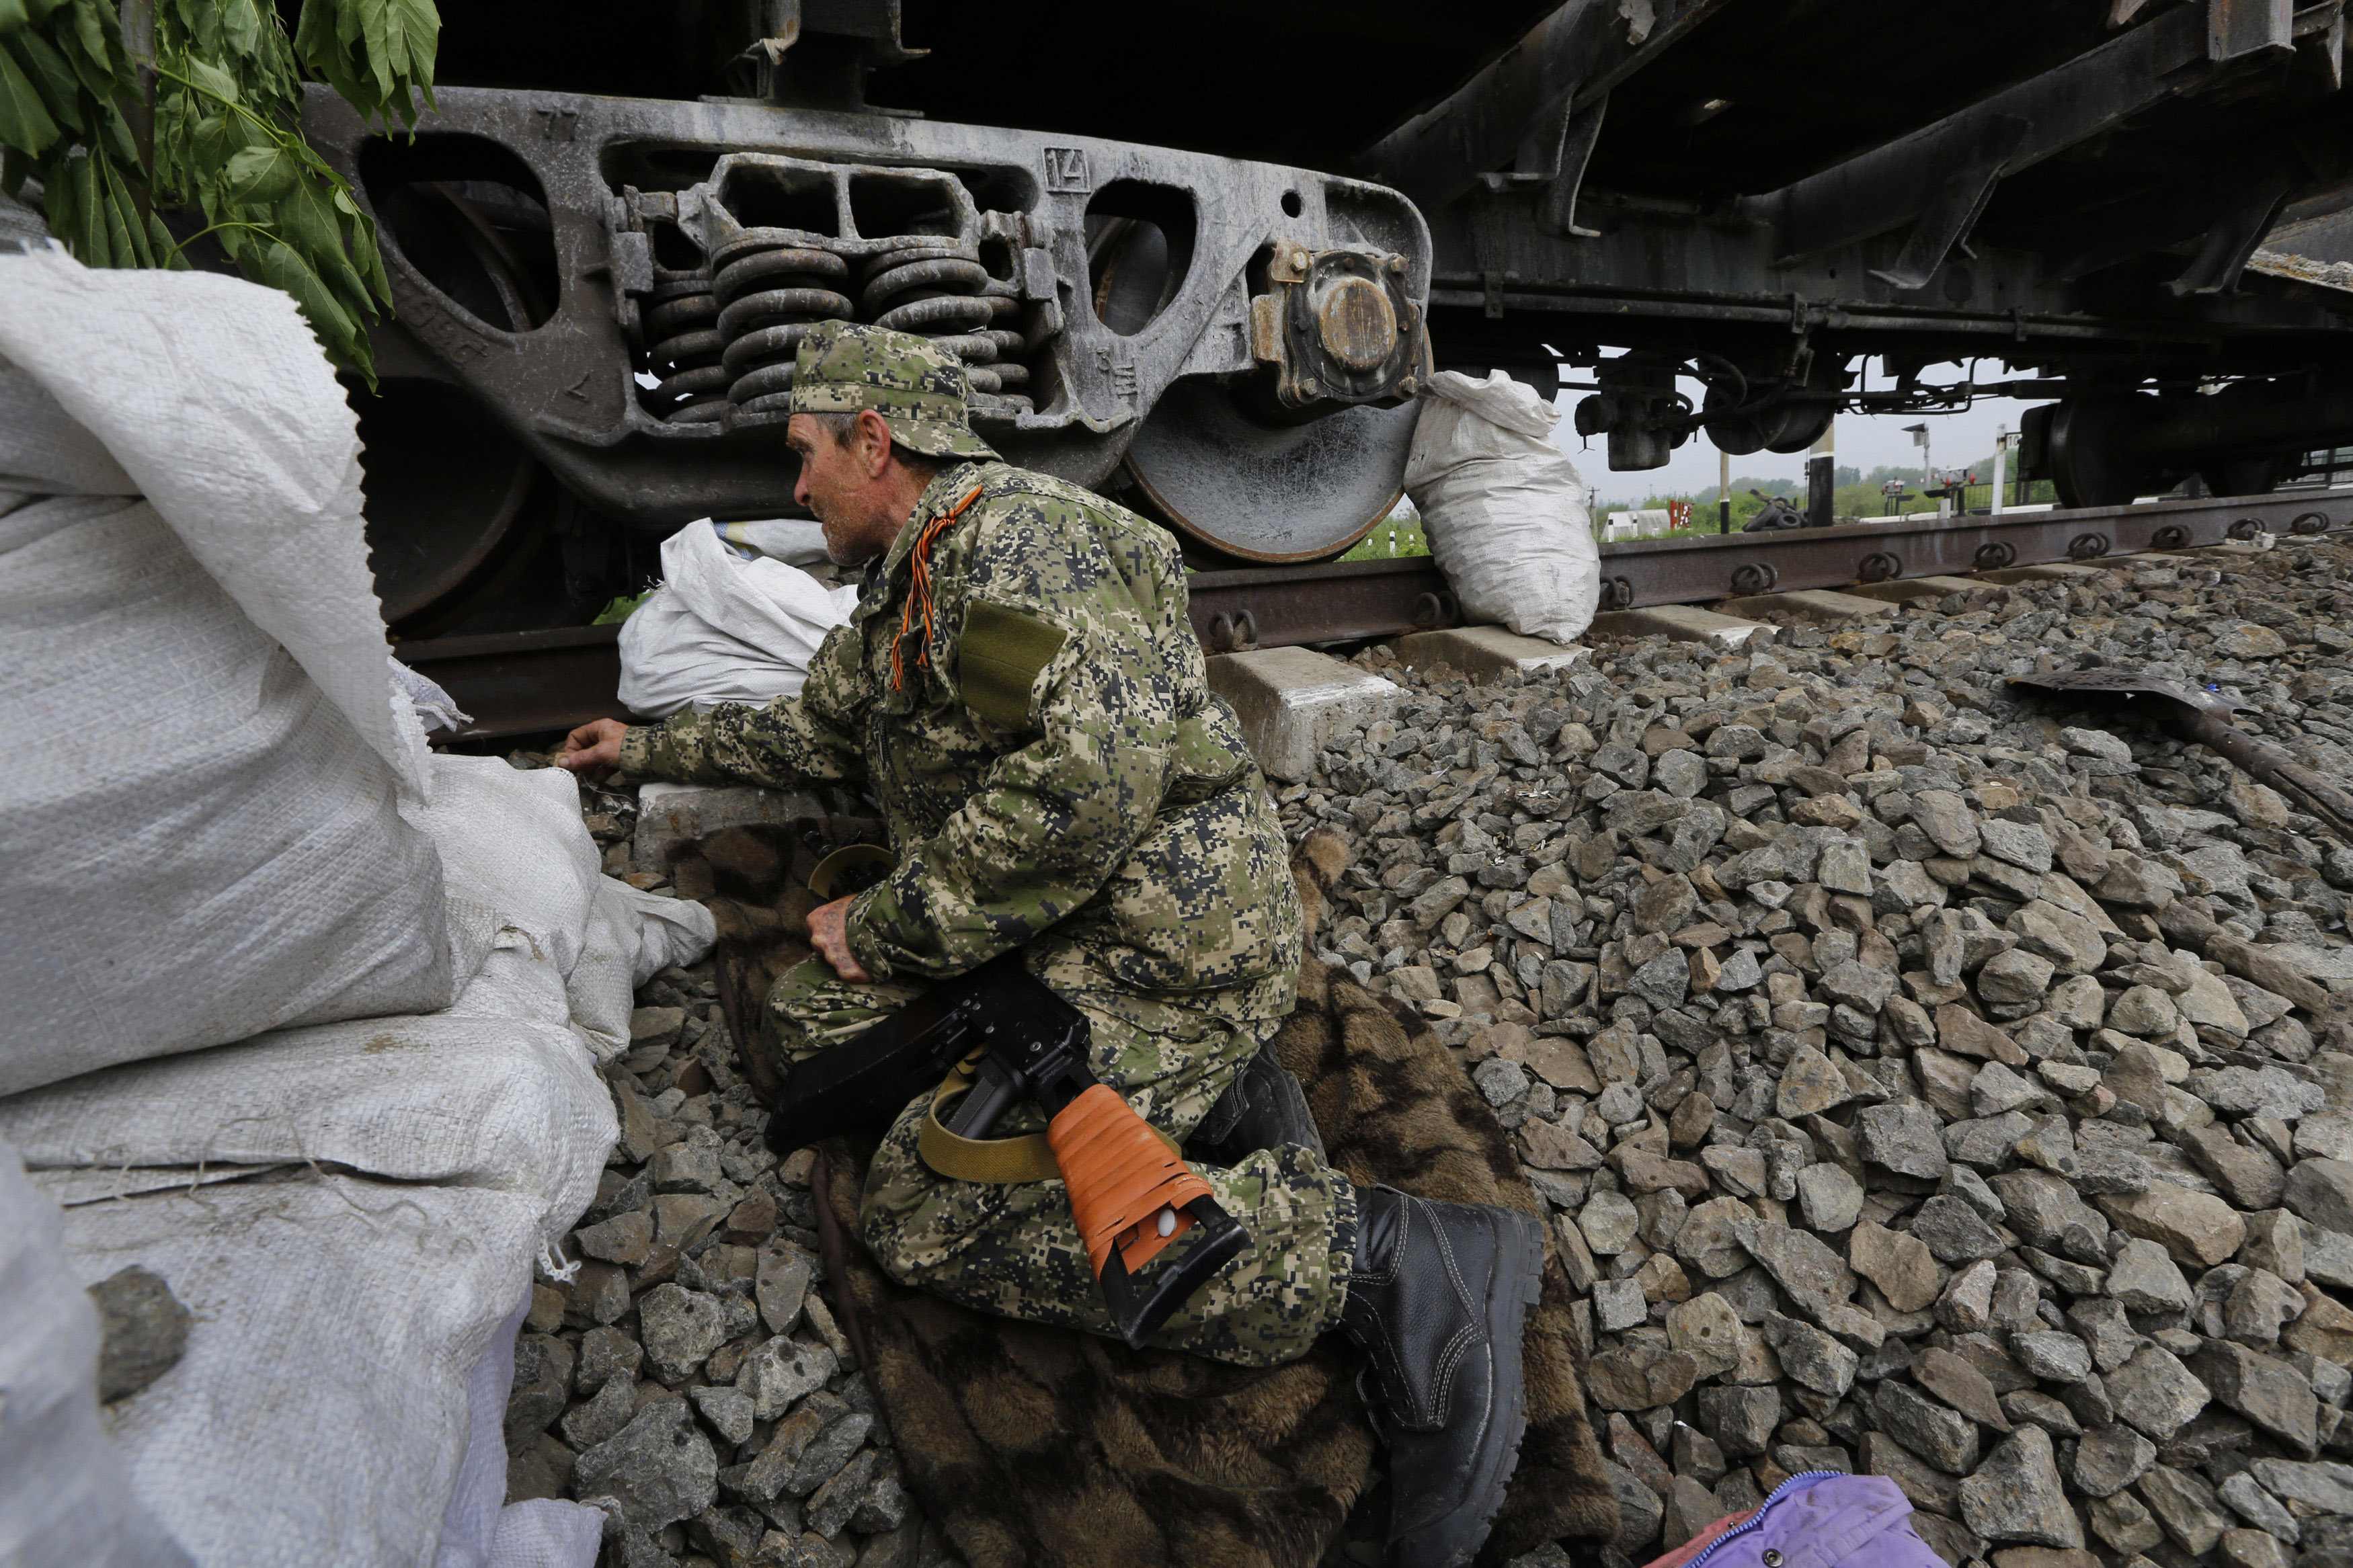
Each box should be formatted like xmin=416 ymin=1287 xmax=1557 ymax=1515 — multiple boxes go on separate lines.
xmin=1867 ymin=119 xmax=2027 ymax=291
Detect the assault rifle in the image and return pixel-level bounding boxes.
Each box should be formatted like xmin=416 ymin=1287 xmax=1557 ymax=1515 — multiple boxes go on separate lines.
xmin=764 ymin=952 xmax=1248 ymax=1348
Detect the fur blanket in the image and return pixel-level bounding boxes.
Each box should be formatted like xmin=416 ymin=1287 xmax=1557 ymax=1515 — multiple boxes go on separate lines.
xmin=666 ymin=819 xmax=1618 ymax=1567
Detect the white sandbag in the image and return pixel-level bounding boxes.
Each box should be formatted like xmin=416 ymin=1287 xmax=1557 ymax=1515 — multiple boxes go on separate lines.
xmin=435 ymin=1303 xmax=606 ymax=1568
xmin=483 ymin=1501 xmax=604 ymax=1568
xmin=717 ymin=515 xmax=830 ymax=565
xmin=0 ymin=1008 xmax=614 ymax=1240
xmin=57 ymin=1174 xmax=559 ymax=1568
xmin=0 ymin=249 xmax=428 ymax=794
xmin=0 ymin=491 xmax=456 ymax=1093
xmin=0 ymin=743 xmax=687 ymax=1568
xmin=0 ymin=749 xmax=704 ymax=1217
xmin=0 ymin=1135 xmax=192 ymax=1568
xmin=619 ymin=518 xmax=857 ymax=717
xmin=404 ymin=755 xmax=608 ymax=979
xmin=0 ymin=251 xmax=456 ymax=1094
xmin=569 ymin=877 xmax=720 ymax=1062
xmin=1402 ymin=368 xmax=1600 ymax=646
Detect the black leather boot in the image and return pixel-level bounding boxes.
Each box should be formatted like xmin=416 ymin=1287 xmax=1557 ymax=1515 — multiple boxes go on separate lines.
xmin=1338 ymin=1184 xmax=1546 ymax=1568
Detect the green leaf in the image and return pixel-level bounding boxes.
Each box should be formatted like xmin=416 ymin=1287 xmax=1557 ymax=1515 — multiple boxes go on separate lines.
xmin=58 ymin=7 xmax=126 ymax=108
xmin=380 ymin=0 xmax=436 ymax=116
xmin=292 ymin=0 xmax=367 ymax=113
xmin=183 ymin=54 xmax=238 ymax=104
xmin=218 ymin=0 xmax=260 ymax=61
xmin=68 ymin=147 xmax=106 ymax=263
xmin=271 ymin=169 xmax=342 ymax=257
xmin=7 ymin=26 xmax=81 ymax=134
xmin=67 ymin=0 xmax=124 ymax=86
xmin=250 ymin=233 xmax=368 ymax=373
xmin=184 ymin=106 xmax=243 ymax=170
xmin=345 ymin=206 xmax=387 ymax=301
xmin=354 ymin=0 xmax=391 ymax=102
xmin=0 ymin=40 xmax=60 ymax=156
xmin=145 ymin=204 xmax=181 ymax=267
xmin=97 ymin=162 xmax=145 ymax=265
xmin=0 ymin=0 xmax=71 ymax=41
xmin=223 ymin=141 xmax=296 ymax=203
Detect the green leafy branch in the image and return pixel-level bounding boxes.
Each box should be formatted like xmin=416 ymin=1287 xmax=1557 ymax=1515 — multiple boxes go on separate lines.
xmin=0 ymin=0 xmax=439 ymax=380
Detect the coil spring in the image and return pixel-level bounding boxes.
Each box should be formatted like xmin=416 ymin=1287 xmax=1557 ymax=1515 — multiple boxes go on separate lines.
xmin=860 ymin=241 xmax=1031 ymax=415
xmin=641 ymin=269 xmax=729 ymax=424
xmin=710 ymin=231 xmax=856 ymax=423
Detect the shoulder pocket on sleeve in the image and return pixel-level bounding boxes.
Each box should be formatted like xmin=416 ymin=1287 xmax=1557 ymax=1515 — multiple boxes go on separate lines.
xmin=957 ymin=600 xmax=1068 ymax=730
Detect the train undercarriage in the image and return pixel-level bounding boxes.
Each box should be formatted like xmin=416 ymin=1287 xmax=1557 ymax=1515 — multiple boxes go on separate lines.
xmin=319 ymin=0 xmax=2353 ymax=643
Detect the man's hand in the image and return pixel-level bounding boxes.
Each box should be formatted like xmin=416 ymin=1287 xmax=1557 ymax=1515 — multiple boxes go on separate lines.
xmin=557 ymin=717 xmax=629 ymax=774
xmin=808 ymin=895 xmax=871 ymax=983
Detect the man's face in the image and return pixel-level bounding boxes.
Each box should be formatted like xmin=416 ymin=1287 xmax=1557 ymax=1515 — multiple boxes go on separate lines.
xmin=788 ymin=412 xmax=898 ymax=566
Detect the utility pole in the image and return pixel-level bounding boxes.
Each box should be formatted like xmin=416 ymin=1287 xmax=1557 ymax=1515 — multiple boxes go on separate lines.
xmin=1905 ymin=422 xmax=1933 ymax=517
xmin=1718 ymin=448 xmax=1731 ymax=533
xmin=1991 ymin=424 xmax=2009 ymax=516
xmin=1805 ymin=417 xmax=1835 ymax=528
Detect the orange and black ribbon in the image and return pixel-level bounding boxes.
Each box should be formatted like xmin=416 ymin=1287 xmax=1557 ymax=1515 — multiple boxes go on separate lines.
xmin=891 ymin=485 xmax=986 ymax=692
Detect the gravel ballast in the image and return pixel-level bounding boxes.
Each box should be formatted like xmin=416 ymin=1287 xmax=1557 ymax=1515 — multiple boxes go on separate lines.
xmin=512 ymin=537 xmax=2353 ymax=1568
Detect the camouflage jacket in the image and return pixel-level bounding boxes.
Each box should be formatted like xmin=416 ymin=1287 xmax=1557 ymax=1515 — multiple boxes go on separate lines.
xmin=620 ymin=461 xmax=1302 ymax=1023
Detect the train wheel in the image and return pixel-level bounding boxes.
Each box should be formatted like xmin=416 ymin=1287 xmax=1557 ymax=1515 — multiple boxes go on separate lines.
xmin=354 ymin=378 xmax=539 ymax=624
xmin=1121 ymin=377 xmax=1417 ymax=563
xmin=2044 ymin=397 xmax=2156 ymax=509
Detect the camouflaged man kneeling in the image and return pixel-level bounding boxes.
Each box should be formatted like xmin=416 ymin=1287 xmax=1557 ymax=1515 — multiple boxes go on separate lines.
xmin=560 ymin=322 xmax=1543 ymax=1568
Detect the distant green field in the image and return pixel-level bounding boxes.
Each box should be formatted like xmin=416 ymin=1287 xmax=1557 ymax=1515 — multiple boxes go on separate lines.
xmin=1343 ymin=509 xmax=1431 ymax=561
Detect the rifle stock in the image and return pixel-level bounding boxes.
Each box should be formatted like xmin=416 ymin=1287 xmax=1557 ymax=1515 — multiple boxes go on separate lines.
xmin=763 ymin=953 xmax=1248 ymax=1348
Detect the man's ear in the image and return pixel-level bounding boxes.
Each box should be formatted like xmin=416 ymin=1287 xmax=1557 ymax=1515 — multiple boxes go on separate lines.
xmin=857 ymin=408 xmax=896 ymax=477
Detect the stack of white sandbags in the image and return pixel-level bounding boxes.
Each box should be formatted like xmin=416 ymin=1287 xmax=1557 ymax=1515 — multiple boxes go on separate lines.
xmin=0 ymin=246 xmax=713 ymax=1567
xmin=618 ymin=518 xmax=858 ymax=718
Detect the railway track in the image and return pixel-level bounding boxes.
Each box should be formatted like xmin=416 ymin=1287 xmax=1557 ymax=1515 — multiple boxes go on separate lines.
xmin=397 ymin=488 xmax=2350 ymax=741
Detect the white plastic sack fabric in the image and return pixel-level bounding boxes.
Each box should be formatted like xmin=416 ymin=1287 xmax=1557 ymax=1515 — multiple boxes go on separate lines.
xmin=0 ymin=251 xmax=456 ymax=1094
xmin=0 ymin=249 xmax=430 ymax=796
xmin=716 ymin=515 xmax=830 ymax=565
xmin=0 ymin=1135 xmax=192 ymax=1568
xmin=1402 ymin=368 xmax=1601 ymax=646
xmin=406 ymin=755 xmax=609 ymax=979
xmin=435 ymin=1302 xmax=607 ymax=1568
xmin=393 ymin=657 xmax=473 ymax=734
xmin=619 ymin=518 xmax=858 ymax=717
xmin=56 ymin=1173 xmax=570 ymax=1568
xmin=0 ymin=1005 xmax=615 ymax=1241
xmin=0 ymin=747 xmax=704 ymax=1568
xmin=568 ymin=876 xmax=721 ymax=1062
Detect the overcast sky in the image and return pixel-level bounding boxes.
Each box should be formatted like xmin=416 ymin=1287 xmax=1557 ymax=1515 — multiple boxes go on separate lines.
xmin=1552 ymin=356 xmax=2055 ymax=507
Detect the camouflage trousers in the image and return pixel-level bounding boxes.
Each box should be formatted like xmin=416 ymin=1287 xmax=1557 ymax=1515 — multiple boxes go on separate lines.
xmin=767 ymin=957 xmax=1356 ymax=1367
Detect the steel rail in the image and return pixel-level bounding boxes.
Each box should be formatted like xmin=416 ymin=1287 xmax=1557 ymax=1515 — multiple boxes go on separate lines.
xmin=1185 ymin=488 xmax=2346 ymax=651
xmin=395 ymin=625 xmax=627 ymax=743
xmin=403 ymin=489 xmax=2346 ymax=739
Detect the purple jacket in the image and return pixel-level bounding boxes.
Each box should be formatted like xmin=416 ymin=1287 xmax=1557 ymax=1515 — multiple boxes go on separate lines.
xmin=1654 ymin=1473 xmax=1946 ymax=1568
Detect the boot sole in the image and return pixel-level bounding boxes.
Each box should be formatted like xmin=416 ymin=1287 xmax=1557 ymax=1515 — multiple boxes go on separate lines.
xmin=1392 ymin=1207 xmax=1546 ymax=1568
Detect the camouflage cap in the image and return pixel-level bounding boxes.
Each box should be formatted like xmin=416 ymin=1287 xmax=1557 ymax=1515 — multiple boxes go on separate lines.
xmin=790 ymin=320 xmax=998 ymax=461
